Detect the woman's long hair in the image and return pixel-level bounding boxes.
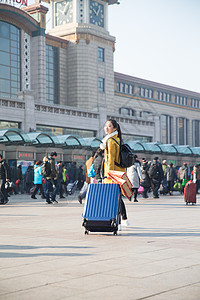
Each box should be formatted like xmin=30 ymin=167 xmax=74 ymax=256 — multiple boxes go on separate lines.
xmin=108 ymin=119 xmax=122 ymax=143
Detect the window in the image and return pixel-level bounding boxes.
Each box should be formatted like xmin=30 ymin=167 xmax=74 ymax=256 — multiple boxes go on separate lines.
xmin=176 ymin=117 xmax=189 ymax=145
xmin=0 ymin=121 xmax=20 ymax=130
xmin=115 ymin=81 xmax=134 ymax=95
xmin=120 ymin=82 xmax=125 ymax=93
xmin=139 ymin=87 xmax=153 ymax=98
xmin=46 ymin=45 xmax=59 ymax=104
xmin=167 ymin=93 xmax=171 ymax=102
xmin=157 ymin=91 xmax=171 ymax=102
xmin=149 ymin=89 xmax=153 ymax=98
xmin=191 ymin=98 xmax=200 ymax=108
xmin=98 ymin=47 xmax=104 ymax=62
xmin=98 ymin=77 xmax=105 ymax=92
xmin=129 ymin=85 xmax=134 ymax=95
xmin=119 ymin=107 xmax=135 ymax=117
xmin=140 ymin=111 xmax=152 ymax=118
xmin=116 ymin=82 xmax=120 ymax=92
xmin=123 ymin=134 xmax=152 ymax=143
xmin=193 ymin=120 xmax=200 ymax=146
xmin=0 ymin=21 xmax=21 ymax=99
xmin=161 ymin=115 xmax=173 ymax=144
xmin=125 ymin=84 xmax=129 ymax=94
xmin=175 ymin=95 xmax=187 ymax=106
xmin=36 ymin=125 xmax=96 ymax=137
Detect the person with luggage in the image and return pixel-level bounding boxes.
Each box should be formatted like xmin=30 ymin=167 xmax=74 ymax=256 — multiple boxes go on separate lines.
xmin=31 ymin=160 xmax=46 ymax=199
xmin=78 ymin=151 xmax=96 ymax=204
xmin=192 ymin=164 xmax=200 ymax=194
xmin=127 ymin=155 xmax=142 ymax=202
xmin=165 ymin=162 xmax=177 ymax=195
xmin=140 ymin=158 xmax=151 ymax=198
xmin=0 ymin=154 xmax=10 ymax=205
xmin=149 ymin=157 xmax=164 ymax=198
xmin=100 ymin=119 xmax=129 ymax=228
xmin=178 ymin=162 xmax=189 ymax=194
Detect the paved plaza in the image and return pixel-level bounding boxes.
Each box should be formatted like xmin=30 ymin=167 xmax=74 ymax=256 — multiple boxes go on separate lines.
xmin=0 ymin=190 xmax=200 ymax=300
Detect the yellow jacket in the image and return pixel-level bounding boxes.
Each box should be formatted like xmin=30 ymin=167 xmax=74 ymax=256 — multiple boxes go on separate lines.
xmin=104 ymin=134 xmax=126 ymax=183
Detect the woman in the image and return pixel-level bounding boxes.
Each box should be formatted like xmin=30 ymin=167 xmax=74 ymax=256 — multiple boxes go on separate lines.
xmin=127 ymin=155 xmax=142 ymax=202
xmin=100 ymin=119 xmax=129 ymax=228
xmin=31 ymin=160 xmax=45 ymax=199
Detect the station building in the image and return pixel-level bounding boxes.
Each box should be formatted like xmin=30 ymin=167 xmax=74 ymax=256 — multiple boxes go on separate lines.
xmin=0 ymin=0 xmax=200 ymax=169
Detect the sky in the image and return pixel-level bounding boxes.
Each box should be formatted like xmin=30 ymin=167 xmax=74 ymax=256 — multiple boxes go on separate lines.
xmin=108 ymin=0 xmax=200 ymax=93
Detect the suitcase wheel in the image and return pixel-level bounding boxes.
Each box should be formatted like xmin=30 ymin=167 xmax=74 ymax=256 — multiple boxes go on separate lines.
xmin=113 ymin=231 xmax=117 ymax=236
xmin=85 ymin=230 xmax=89 ymax=235
xmin=186 ymin=201 xmax=188 ymax=205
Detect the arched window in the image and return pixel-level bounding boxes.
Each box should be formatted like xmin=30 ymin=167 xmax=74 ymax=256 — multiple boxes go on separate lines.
xmin=0 ymin=21 xmax=21 ymax=99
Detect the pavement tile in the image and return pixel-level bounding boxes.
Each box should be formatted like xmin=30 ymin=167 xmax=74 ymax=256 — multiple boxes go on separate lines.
xmin=0 ymin=285 xmax=76 ymax=300
xmin=0 ymin=193 xmax=200 ymax=299
xmin=145 ymin=283 xmax=200 ymax=300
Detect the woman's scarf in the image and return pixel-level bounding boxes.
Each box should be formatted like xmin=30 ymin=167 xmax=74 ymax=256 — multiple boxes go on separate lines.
xmin=100 ymin=130 xmax=118 ymax=150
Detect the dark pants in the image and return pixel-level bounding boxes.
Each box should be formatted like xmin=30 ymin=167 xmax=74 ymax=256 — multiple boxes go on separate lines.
xmin=131 ymin=188 xmax=138 ymax=200
xmin=196 ymin=180 xmax=199 ymax=194
xmin=45 ymin=179 xmax=58 ymax=202
xmin=120 ymin=198 xmax=127 ymax=220
xmin=45 ymin=179 xmax=53 ymax=202
xmin=152 ymin=181 xmax=160 ymax=198
xmin=0 ymin=178 xmax=7 ymax=204
xmin=142 ymin=186 xmax=149 ymax=198
xmin=167 ymin=181 xmax=174 ymax=193
xmin=26 ymin=182 xmax=33 ymax=194
xmin=179 ymin=179 xmax=185 ymax=194
xmin=52 ymin=179 xmax=58 ymax=200
xmin=33 ymin=184 xmax=45 ymax=197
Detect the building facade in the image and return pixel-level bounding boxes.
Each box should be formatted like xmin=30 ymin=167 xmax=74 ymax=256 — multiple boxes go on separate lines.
xmin=0 ymin=0 xmax=200 ymax=161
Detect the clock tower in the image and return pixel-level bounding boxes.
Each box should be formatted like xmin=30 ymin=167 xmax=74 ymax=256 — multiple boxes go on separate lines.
xmin=48 ymin=0 xmax=118 ymax=133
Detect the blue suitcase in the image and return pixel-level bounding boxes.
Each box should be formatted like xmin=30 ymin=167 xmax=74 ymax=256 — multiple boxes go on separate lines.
xmin=82 ymin=183 xmax=121 ymax=235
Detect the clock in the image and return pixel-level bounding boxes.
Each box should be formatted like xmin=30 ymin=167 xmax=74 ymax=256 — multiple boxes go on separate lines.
xmin=89 ymin=0 xmax=104 ymax=28
xmin=55 ymin=0 xmax=73 ymax=26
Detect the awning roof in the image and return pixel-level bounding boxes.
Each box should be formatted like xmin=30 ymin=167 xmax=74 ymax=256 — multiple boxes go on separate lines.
xmin=26 ymin=132 xmax=102 ymax=149
xmin=1 ymin=128 xmax=200 ymax=156
xmin=0 ymin=129 xmax=31 ymax=144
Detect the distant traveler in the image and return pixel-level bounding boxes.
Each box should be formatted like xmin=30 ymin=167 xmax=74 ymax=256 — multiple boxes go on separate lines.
xmin=127 ymin=155 xmax=142 ymax=202
xmin=165 ymin=163 xmax=177 ymax=195
xmin=0 ymin=154 xmax=10 ymax=205
xmin=149 ymin=157 xmax=164 ymax=198
xmin=31 ymin=160 xmax=45 ymax=200
xmin=140 ymin=158 xmax=151 ymax=198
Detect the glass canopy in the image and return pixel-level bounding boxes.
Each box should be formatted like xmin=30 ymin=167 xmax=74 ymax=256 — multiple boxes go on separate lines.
xmin=1 ymin=129 xmax=200 ymax=156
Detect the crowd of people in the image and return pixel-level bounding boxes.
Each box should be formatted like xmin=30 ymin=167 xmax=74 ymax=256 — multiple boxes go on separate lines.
xmin=0 ymin=119 xmax=200 ymax=210
xmin=0 ymin=152 xmax=85 ymax=205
